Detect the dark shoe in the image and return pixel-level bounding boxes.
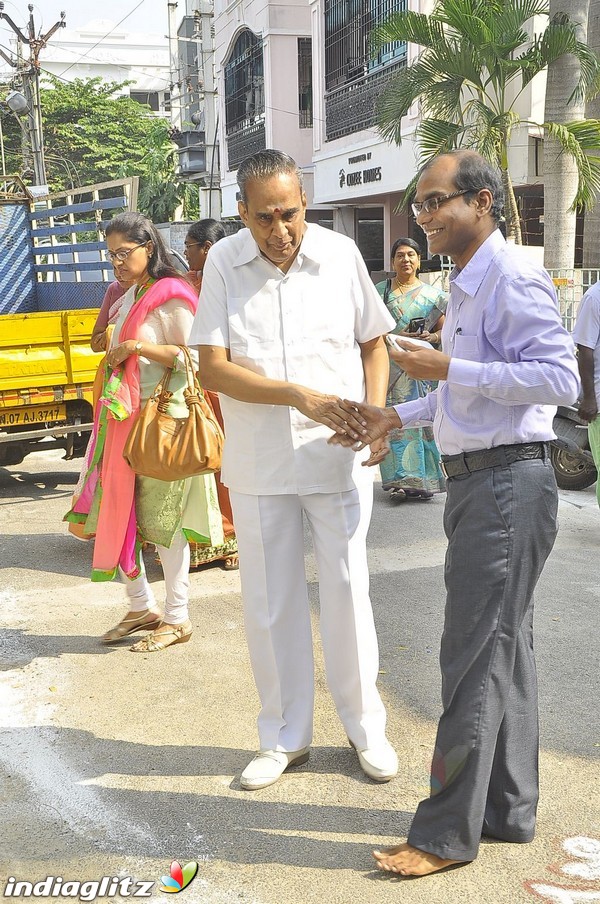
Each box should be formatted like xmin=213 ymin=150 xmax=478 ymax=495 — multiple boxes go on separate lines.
xmin=403 ymin=488 xmax=434 ymax=500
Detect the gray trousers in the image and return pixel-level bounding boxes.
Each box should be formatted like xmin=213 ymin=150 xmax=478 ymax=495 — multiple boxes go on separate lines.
xmin=408 ymin=457 xmax=558 ymax=862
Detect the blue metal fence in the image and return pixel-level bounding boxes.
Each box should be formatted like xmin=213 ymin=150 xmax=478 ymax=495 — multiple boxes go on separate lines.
xmin=0 ymin=204 xmax=37 ymax=314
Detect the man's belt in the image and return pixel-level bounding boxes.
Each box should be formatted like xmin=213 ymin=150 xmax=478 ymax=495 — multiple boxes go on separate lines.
xmin=440 ymin=442 xmax=548 ymax=480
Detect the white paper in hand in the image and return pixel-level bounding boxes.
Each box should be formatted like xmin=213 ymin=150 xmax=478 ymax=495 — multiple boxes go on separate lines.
xmin=386 ymin=334 xmax=431 ymax=351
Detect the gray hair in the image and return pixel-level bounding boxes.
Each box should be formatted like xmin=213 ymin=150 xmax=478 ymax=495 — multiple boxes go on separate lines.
xmin=237 ymin=149 xmax=304 ymax=204
xmin=421 ymin=150 xmax=505 ymax=225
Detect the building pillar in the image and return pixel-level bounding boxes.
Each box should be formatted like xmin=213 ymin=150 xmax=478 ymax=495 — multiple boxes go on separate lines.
xmin=333 ymin=205 xmax=355 ymax=240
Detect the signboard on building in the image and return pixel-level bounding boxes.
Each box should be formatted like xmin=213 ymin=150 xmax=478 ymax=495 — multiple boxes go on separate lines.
xmin=313 ymin=137 xmax=417 ymax=205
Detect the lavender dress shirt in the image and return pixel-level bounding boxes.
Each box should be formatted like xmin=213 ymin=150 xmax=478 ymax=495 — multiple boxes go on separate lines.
xmin=394 ymin=230 xmax=580 ymax=456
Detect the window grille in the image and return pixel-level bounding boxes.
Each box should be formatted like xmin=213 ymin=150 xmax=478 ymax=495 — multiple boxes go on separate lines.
xmin=324 ymin=0 xmax=406 ymax=90
xmin=324 ymin=0 xmax=407 ymax=139
xmin=224 ymin=29 xmax=265 ymax=135
xmin=298 ymin=38 xmax=313 ymax=129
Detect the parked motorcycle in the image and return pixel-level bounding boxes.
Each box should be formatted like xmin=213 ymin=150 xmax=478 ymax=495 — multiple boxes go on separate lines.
xmin=550 ymin=406 xmax=597 ymax=490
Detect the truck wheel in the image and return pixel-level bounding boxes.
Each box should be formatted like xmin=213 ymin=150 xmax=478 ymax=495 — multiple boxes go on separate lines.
xmin=0 ymin=444 xmax=25 ymax=467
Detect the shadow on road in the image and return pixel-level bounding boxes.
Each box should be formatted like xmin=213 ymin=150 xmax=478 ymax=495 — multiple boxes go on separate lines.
xmin=0 ymin=468 xmax=79 ymax=503
xmin=0 ymin=726 xmax=413 ymax=868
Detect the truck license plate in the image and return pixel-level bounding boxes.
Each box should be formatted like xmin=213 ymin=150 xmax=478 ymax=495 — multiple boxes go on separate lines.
xmin=0 ymin=404 xmax=67 ymax=427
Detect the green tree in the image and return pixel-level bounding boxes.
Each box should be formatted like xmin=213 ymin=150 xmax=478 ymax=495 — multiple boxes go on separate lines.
xmin=0 ymin=75 xmax=197 ymax=221
xmin=373 ymin=0 xmax=600 ymax=244
xmin=129 ymin=118 xmax=200 ymax=223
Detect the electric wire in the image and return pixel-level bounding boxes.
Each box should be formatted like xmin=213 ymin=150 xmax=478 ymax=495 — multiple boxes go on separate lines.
xmin=57 ymin=0 xmax=147 ymax=78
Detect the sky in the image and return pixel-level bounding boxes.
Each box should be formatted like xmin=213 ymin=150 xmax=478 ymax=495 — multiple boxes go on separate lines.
xmin=0 ymin=0 xmax=170 ymax=40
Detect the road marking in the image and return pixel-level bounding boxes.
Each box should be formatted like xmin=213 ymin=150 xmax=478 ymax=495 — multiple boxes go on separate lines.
xmin=527 ymin=836 xmax=600 ymax=902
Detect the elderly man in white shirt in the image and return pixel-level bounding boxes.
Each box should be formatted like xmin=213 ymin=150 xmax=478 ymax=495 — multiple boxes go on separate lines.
xmin=188 ymin=149 xmax=398 ymax=790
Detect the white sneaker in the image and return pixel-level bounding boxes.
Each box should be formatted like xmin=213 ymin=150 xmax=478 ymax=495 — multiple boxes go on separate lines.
xmin=349 ymin=739 xmax=398 ymax=782
xmin=240 ymin=747 xmax=310 ymax=791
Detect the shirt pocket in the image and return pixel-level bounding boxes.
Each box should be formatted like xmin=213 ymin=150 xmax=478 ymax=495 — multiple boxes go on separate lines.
xmin=452 ymin=333 xmax=480 ymax=361
xmin=228 ymin=298 xmax=279 ymax=369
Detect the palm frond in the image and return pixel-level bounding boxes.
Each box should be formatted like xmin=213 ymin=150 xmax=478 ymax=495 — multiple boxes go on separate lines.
xmin=393 ymin=172 xmax=420 ymax=213
xmin=427 ymin=41 xmax=485 ymax=92
xmin=492 ymin=0 xmax=549 ymax=39
xmin=434 ymin=0 xmax=494 ymax=48
xmin=370 ymin=11 xmax=445 ymax=53
xmin=416 ymin=118 xmax=466 ymax=158
xmin=376 ymin=63 xmax=442 ymax=142
xmin=519 ymin=21 xmax=600 ymax=96
xmin=543 ymin=119 xmax=600 ymax=210
xmin=424 ymin=78 xmax=472 ymax=121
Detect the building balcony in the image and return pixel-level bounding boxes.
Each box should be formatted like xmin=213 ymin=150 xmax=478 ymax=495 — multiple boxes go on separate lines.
xmin=226 ymin=119 xmax=266 ymax=171
xmin=325 ymin=62 xmax=405 ymax=142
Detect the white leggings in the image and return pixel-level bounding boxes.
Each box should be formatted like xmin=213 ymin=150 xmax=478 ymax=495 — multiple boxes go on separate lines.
xmin=119 ymin=530 xmax=191 ymax=625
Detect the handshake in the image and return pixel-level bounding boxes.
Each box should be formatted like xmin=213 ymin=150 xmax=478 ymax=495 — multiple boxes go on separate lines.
xmin=326 ymin=399 xmax=402 ymax=453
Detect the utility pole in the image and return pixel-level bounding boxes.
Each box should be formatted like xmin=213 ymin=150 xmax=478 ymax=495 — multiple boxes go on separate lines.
xmin=195 ymin=2 xmax=219 ymax=218
xmin=0 ymin=3 xmax=66 ymax=187
xmin=167 ymin=1 xmax=183 ymax=132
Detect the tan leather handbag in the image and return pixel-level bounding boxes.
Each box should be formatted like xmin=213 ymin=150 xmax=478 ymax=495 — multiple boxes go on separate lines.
xmin=123 ymin=346 xmax=224 ymax=481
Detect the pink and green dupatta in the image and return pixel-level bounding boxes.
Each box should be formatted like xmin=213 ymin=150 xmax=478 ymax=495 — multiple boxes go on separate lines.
xmin=65 ymin=277 xmax=198 ymax=581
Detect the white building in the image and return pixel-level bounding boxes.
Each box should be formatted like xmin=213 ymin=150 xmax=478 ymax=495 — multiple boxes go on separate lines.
xmin=208 ymin=0 xmax=549 ymax=272
xmin=39 ymin=19 xmax=171 ymax=115
xmin=212 ymin=0 xmax=315 ymax=219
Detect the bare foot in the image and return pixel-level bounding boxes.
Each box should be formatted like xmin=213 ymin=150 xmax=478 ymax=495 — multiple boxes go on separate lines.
xmin=372 ymin=843 xmax=464 ymax=876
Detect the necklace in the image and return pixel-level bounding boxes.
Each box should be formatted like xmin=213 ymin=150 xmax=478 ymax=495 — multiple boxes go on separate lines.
xmin=393 ymin=277 xmax=421 ymax=295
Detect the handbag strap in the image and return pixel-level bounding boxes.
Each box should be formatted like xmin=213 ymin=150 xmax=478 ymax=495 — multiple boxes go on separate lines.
xmin=146 ymin=347 xmax=201 ymax=409
xmin=383 ymin=278 xmax=392 ymax=307
xmin=178 ymin=346 xmax=204 ymax=398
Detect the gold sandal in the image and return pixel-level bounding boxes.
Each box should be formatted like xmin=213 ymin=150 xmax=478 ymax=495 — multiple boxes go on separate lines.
xmin=101 ymin=609 xmax=162 ymax=644
xmin=223 ymin=555 xmax=239 ymax=571
xmin=129 ymin=621 xmax=193 ymax=653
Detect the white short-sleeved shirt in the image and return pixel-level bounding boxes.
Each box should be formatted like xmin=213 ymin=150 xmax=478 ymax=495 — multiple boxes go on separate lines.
xmin=573 ymin=280 xmax=600 ymax=407
xmin=188 ymin=223 xmax=395 ymax=495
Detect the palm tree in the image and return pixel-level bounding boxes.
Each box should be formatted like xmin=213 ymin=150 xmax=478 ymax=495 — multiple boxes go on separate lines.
xmin=373 ymin=0 xmax=600 ymax=244
xmin=544 ymin=0 xmax=589 ymax=268
xmin=583 ymin=0 xmax=600 ymax=267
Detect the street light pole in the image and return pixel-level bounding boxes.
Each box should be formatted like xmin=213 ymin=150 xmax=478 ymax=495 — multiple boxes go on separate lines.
xmin=0 ymin=2 xmax=66 ymax=187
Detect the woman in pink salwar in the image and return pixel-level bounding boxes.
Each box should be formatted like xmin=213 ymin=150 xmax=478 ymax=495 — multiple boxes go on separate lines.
xmin=65 ymin=212 xmax=224 ymax=652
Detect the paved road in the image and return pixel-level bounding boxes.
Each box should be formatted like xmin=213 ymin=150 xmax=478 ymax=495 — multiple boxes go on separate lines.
xmin=1 ymin=448 xmax=599 ymax=904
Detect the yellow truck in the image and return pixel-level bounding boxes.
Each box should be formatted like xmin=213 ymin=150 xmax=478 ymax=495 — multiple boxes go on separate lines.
xmin=0 ymin=309 xmax=102 ymax=466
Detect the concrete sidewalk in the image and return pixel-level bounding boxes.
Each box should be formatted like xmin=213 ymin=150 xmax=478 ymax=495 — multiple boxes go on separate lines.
xmin=1 ymin=449 xmax=599 ymax=904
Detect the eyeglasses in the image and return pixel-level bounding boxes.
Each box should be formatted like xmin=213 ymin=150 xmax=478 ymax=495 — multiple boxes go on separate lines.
xmin=411 ymin=190 xmax=470 ymax=217
xmin=105 ymin=241 xmax=148 ymax=263
xmin=184 ymin=241 xmax=203 ymax=249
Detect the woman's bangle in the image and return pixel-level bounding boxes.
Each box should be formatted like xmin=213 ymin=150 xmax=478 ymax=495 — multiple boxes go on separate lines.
xmin=430 ymin=332 xmax=439 ymax=345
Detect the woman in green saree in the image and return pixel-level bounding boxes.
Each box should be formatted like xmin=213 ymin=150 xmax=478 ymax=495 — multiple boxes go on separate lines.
xmin=375 ymin=237 xmax=448 ymax=500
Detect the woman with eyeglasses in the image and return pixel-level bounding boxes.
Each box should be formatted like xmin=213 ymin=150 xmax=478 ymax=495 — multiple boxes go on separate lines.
xmin=65 ymin=212 xmax=224 ymax=652
xmin=183 ymin=218 xmax=226 ymax=293
xmin=375 ymin=237 xmax=448 ymax=501
xmin=182 ymin=218 xmax=238 ymax=571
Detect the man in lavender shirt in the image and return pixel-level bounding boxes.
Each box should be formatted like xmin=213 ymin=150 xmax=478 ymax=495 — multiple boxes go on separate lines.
xmin=333 ymin=150 xmax=580 ymax=877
